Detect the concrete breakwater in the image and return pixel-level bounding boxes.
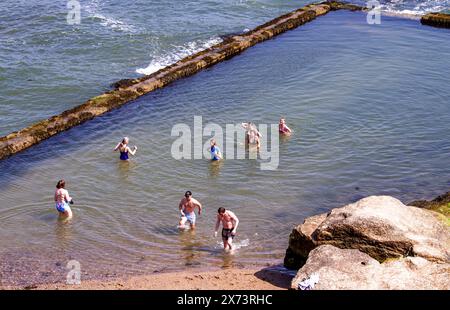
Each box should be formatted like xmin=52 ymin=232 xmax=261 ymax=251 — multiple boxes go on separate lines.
xmin=1 ymin=2 xmax=448 ymax=161
xmin=0 ymin=1 xmax=365 ymax=161
xmin=421 ymin=12 xmax=450 ymax=28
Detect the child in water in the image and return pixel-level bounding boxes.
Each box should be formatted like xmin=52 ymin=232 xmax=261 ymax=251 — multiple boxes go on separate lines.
xmin=114 ymin=137 xmax=137 ymax=160
xmin=279 ymin=118 xmax=292 ymax=135
xmin=210 ymin=139 xmax=222 ymax=161
xmin=54 ymin=179 xmax=73 ymax=218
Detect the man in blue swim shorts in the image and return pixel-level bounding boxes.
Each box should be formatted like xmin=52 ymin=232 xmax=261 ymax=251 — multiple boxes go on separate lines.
xmin=178 ymin=191 xmax=203 ymax=229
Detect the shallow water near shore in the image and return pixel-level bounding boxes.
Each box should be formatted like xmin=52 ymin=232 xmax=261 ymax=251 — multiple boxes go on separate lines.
xmin=1 ymin=9 xmax=450 ymax=286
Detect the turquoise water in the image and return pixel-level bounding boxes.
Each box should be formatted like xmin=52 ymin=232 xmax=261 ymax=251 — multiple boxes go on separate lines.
xmin=0 ymin=3 xmax=450 ymax=286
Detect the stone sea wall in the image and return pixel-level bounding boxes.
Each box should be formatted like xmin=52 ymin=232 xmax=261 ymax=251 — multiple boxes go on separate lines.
xmin=1 ymin=2 xmax=447 ymax=161
xmin=421 ymin=12 xmax=450 ymax=28
xmin=0 ymin=1 xmax=363 ymax=161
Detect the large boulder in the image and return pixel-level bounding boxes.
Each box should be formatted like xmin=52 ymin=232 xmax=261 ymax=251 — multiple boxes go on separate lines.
xmin=284 ymin=196 xmax=450 ymax=269
xmin=284 ymin=213 xmax=327 ymax=269
xmin=292 ymin=245 xmax=450 ymax=290
xmin=313 ymin=196 xmax=449 ymax=262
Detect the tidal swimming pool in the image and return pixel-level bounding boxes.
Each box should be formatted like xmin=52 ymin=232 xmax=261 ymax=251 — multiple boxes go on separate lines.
xmin=1 ymin=11 xmax=449 ymax=286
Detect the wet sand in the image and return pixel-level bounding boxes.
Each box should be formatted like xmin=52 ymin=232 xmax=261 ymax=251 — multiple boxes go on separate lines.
xmin=2 ymin=267 xmax=294 ymax=290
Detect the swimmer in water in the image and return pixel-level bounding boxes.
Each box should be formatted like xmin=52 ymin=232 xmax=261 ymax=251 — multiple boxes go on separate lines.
xmin=241 ymin=122 xmax=262 ymax=149
xmin=214 ymin=207 xmax=239 ymax=251
xmin=114 ymin=137 xmax=137 ymax=161
xmin=210 ymin=139 xmax=222 ymax=161
xmin=54 ymin=179 xmax=73 ymax=218
xmin=178 ymin=191 xmax=203 ymax=230
xmin=279 ymin=117 xmax=292 ymax=135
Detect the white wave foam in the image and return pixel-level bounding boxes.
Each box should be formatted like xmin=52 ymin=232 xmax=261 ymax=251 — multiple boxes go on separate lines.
xmin=85 ymin=0 xmax=138 ymax=33
xmin=91 ymin=13 xmax=136 ymax=32
xmin=136 ymin=37 xmax=223 ymax=75
xmin=214 ymin=238 xmax=250 ymax=250
xmin=376 ymin=0 xmax=450 ymax=16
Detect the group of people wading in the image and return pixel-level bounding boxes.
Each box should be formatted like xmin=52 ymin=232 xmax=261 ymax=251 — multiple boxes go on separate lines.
xmin=54 ymin=118 xmax=292 ymax=251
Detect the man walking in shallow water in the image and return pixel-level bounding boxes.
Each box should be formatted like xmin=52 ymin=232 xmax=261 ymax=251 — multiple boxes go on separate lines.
xmin=178 ymin=191 xmax=202 ymax=229
xmin=214 ymin=207 xmax=239 ymax=251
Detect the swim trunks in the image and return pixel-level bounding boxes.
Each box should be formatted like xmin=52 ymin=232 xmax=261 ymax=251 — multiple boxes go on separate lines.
xmin=222 ymin=227 xmax=235 ymax=239
xmin=182 ymin=212 xmax=196 ymax=225
xmin=56 ymin=202 xmax=69 ymax=213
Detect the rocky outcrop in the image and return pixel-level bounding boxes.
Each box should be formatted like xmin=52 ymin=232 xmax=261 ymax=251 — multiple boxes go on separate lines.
xmin=284 ymin=213 xmax=327 ymax=268
xmin=421 ymin=12 xmax=450 ymax=29
xmin=286 ymin=195 xmax=450 ymax=289
xmin=285 ymin=196 xmax=449 ymax=270
xmin=0 ymin=2 xmax=369 ymax=161
xmin=409 ymin=191 xmax=450 ymax=219
xmin=291 ymin=245 xmax=450 ymax=290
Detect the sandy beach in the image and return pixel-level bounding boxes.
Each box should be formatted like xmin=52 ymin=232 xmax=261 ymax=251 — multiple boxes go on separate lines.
xmin=3 ymin=267 xmax=293 ymax=290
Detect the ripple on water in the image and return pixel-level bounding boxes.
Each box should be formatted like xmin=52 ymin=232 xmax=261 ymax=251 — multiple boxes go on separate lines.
xmin=1 ymin=10 xmax=450 ymax=285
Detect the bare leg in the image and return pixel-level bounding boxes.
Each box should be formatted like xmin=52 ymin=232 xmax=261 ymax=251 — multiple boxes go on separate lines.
xmin=223 ymin=238 xmax=228 ymax=250
xmin=227 ymin=237 xmax=233 ymax=250
xmin=178 ymin=216 xmax=187 ymax=227
xmin=61 ymin=206 xmax=73 ymax=219
xmin=59 ymin=211 xmax=72 ymax=222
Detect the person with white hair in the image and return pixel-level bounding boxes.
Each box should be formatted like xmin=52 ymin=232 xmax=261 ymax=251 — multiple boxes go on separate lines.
xmin=241 ymin=122 xmax=262 ymax=149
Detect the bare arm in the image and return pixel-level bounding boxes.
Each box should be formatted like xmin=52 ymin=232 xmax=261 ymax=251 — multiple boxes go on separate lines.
xmin=193 ymin=198 xmax=202 ymax=215
xmin=179 ymin=200 xmax=185 ymax=216
xmin=241 ymin=123 xmax=249 ymax=130
xmin=127 ymin=146 xmax=137 ymax=156
xmin=216 ymin=148 xmax=223 ymax=159
xmin=114 ymin=142 xmax=122 ymax=151
xmin=64 ymin=190 xmax=72 ymax=203
xmin=229 ymin=211 xmax=239 ymax=233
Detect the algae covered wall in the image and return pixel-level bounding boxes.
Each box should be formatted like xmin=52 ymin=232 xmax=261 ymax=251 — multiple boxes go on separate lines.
xmin=0 ymin=2 xmax=370 ymax=160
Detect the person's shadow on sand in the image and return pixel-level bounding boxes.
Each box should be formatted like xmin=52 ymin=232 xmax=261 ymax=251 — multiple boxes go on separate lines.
xmin=253 ymin=265 xmax=296 ymax=289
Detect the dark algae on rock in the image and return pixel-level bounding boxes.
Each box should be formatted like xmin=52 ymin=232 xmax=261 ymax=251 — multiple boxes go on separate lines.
xmin=409 ymin=191 xmax=450 ymax=216
xmin=421 ymin=12 xmax=450 ymax=28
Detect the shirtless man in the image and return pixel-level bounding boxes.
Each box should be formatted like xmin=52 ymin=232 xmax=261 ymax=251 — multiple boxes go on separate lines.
xmin=178 ymin=191 xmax=202 ymax=229
xmin=214 ymin=207 xmax=239 ymax=251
